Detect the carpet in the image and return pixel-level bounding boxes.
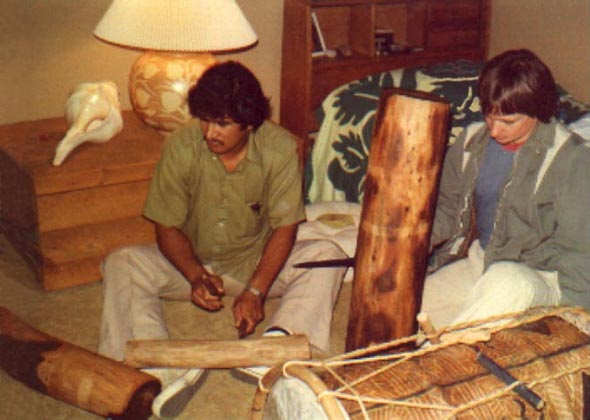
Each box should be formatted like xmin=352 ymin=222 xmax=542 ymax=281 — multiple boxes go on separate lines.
xmin=0 ymin=234 xmax=352 ymax=419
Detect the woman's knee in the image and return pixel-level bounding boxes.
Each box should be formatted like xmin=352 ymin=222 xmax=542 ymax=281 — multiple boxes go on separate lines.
xmin=479 ymin=261 xmax=538 ymax=296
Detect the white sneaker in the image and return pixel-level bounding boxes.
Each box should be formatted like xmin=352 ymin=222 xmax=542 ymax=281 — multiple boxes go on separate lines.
xmin=143 ymin=368 xmax=187 ymax=389
xmin=150 ymin=368 xmax=204 ymax=418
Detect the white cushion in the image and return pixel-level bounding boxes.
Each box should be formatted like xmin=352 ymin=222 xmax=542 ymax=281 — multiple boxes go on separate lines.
xmin=298 ymin=202 xmax=362 ymax=282
xmin=299 ymin=202 xmax=361 ymax=255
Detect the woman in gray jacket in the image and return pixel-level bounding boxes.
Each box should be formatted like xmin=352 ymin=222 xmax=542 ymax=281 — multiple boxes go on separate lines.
xmin=421 ymin=49 xmax=590 ymax=328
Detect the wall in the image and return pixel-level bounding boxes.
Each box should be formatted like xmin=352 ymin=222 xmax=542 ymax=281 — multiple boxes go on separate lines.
xmin=0 ymin=0 xmax=284 ymax=125
xmin=489 ymin=0 xmax=590 ymax=103
xmin=1 ymin=1 xmax=589 ymax=125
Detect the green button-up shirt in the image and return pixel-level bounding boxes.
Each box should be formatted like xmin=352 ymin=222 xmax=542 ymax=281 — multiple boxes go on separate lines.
xmin=144 ymin=119 xmax=305 ymax=284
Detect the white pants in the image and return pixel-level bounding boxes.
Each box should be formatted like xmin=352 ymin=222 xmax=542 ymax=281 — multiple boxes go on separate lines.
xmin=421 ymin=241 xmax=561 ymax=329
xmin=98 ymin=240 xmax=346 ymax=361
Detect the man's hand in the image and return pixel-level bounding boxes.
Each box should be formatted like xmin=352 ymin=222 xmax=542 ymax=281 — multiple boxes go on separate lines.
xmin=232 ymin=289 xmax=264 ymax=338
xmin=230 ymin=224 xmax=298 ymax=338
xmin=155 ymin=223 xmax=225 ymax=311
xmin=190 ymin=273 xmax=225 ymax=311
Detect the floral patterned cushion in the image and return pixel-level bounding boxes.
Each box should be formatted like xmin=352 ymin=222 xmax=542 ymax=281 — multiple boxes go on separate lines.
xmin=306 ymin=59 xmax=590 ymax=203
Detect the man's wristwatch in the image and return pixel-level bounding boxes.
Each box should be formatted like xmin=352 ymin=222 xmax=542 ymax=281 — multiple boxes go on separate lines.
xmin=246 ymin=285 xmax=263 ymax=299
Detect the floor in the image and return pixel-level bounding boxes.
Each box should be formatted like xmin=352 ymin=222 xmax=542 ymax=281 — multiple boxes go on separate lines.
xmin=0 ymin=234 xmax=352 ymax=419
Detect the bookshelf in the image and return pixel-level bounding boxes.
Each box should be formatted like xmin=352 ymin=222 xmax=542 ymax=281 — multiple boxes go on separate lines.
xmin=280 ymin=0 xmax=490 ymax=140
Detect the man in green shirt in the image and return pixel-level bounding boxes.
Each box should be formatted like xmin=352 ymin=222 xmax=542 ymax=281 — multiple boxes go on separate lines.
xmin=97 ymin=61 xmax=346 ymax=418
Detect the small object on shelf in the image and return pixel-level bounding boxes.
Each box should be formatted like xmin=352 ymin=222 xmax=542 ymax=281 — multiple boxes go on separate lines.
xmin=311 ymin=11 xmax=337 ymax=59
xmin=311 ymin=11 xmax=326 ymax=53
xmin=374 ymin=28 xmax=394 ymax=56
xmin=280 ymin=0 xmax=490 ymax=141
xmin=312 ymin=49 xmax=337 ymax=59
xmin=389 ymin=43 xmax=412 ymax=54
xmin=375 ymin=28 xmax=411 ymax=56
xmin=337 ymin=45 xmax=352 ymax=58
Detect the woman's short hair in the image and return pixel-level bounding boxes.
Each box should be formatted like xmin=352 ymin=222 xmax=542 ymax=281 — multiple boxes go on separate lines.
xmin=478 ymin=49 xmax=558 ymax=123
xmin=188 ymin=61 xmax=270 ymax=129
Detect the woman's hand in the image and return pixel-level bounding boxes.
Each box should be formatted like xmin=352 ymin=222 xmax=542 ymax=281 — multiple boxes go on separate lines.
xmin=190 ymin=272 xmax=225 ymax=311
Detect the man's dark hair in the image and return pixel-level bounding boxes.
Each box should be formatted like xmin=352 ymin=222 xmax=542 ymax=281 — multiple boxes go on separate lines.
xmin=478 ymin=49 xmax=558 ymax=123
xmin=188 ymin=61 xmax=270 ymax=129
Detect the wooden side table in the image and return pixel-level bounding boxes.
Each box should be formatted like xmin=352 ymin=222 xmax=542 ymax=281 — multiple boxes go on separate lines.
xmin=0 ymin=111 xmax=163 ymax=290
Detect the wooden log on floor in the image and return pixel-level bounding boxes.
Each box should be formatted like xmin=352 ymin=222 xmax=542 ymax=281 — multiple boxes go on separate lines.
xmin=345 ymin=88 xmax=450 ymax=352
xmin=0 ymin=306 xmax=160 ymax=419
xmin=125 ymin=334 xmax=311 ymax=369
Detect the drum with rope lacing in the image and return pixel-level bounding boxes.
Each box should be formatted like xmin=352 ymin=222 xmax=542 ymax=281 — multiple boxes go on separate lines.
xmin=252 ymin=306 xmax=590 ymax=419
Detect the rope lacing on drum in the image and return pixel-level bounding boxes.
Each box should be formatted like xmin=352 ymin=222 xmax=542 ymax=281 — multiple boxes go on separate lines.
xmin=258 ymin=307 xmax=590 ymax=419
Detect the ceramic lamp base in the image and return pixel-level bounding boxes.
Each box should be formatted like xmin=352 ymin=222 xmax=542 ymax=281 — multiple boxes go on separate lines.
xmin=129 ymin=51 xmax=216 ymax=133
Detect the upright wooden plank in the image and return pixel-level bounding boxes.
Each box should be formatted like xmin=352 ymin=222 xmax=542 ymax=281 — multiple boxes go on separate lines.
xmin=280 ymin=0 xmax=313 ymax=140
xmin=345 ymin=88 xmax=449 ymax=351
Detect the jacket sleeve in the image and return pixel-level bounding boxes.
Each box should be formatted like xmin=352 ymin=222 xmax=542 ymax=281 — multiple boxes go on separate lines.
xmin=553 ymin=137 xmax=590 ymax=310
xmin=430 ymin=128 xmax=470 ymax=248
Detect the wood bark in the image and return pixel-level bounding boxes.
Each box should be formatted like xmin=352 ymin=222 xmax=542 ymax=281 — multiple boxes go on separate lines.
xmin=0 ymin=306 xmax=160 ymax=419
xmin=125 ymin=334 xmax=311 ymax=369
xmin=345 ymin=88 xmax=450 ymax=351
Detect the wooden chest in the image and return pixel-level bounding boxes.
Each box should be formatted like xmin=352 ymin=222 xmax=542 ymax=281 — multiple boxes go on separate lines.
xmin=0 ymin=111 xmax=163 ymax=290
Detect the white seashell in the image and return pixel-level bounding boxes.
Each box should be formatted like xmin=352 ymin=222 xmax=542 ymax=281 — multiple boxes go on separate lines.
xmin=53 ymin=81 xmax=124 ymax=166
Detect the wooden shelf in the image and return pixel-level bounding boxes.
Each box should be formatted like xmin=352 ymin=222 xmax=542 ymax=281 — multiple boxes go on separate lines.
xmin=280 ymin=0 xmax=490 ymax=140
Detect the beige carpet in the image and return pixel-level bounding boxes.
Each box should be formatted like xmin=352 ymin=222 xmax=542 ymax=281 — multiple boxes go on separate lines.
xmin=0 ymin=234 xmax=352 ymax=419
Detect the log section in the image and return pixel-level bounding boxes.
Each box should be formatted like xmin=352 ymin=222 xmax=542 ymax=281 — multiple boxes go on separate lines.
xmin=0 ymin=306 xmax=160 ymax=419
xmin=345 ymin=88 xmax=449 ymax=351
xmin=125 ymin=334 xmax=311 ymax=369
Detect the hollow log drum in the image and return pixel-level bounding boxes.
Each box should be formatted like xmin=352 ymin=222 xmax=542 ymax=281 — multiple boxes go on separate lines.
xmin=0 ymin=306 xmax=160 ymax=419
xmin=346 ymin=89 xmax=450 ymax=351
xmin=253 ymin=307 xmax=590 ymax=419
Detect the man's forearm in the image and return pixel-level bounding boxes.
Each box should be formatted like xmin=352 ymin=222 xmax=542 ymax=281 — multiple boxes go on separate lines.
xmin=155 ymin=223 xmax=206 ymax=284
xmin=247 ymin=223 xmax=298 ymax=296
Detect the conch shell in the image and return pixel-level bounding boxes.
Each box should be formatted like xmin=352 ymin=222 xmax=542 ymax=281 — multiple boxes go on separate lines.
xmin=53 ymin=81 xmax=124 ymax=166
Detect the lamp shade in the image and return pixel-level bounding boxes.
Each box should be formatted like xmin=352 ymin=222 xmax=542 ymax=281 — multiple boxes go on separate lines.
xmin=94 ymin=0 xmax=257 ymax=52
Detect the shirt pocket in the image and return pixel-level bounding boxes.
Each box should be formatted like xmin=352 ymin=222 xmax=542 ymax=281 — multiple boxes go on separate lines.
xmin=235 ymin=184 xmax=266 ymax=237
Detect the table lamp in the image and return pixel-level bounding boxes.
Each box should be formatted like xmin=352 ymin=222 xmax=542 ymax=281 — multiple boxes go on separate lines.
xmin=94 ymin=0 xmax=257 ymax=133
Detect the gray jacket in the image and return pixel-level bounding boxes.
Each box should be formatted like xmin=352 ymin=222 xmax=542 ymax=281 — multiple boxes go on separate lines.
xmin=429 ymin=119 xmax=590 ymax=310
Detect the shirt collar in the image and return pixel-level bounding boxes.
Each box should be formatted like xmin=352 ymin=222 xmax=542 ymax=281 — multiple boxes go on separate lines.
xmin=530 ymin=118 xmax=557 ymax=150
xmin=466 ymin=118 xmax=557 ymax=153
xmin=244 ymin=127 xmax=263 ymax=165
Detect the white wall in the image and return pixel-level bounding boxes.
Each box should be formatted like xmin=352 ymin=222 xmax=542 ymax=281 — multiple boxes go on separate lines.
xmin=2 ymin=1 xmax=589 ymax=125
xmin=489 ymin=0 xmax=590 ymax=103
xmin=0 ymin=0 xmax=284 ymax=124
